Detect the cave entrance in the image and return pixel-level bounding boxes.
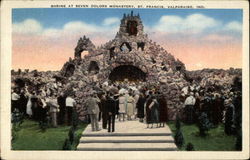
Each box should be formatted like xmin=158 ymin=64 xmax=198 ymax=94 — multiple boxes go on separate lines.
xmin=109 ymin=65 xmax=147 ymax=82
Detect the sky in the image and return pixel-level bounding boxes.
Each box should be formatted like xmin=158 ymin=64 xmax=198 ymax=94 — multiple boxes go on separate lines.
xmin=12 ymin=8 xmax=242 ymax=71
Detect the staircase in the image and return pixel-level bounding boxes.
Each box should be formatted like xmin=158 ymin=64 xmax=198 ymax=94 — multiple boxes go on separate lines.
xmin=77 ymin=120 xmax=177 ymax=151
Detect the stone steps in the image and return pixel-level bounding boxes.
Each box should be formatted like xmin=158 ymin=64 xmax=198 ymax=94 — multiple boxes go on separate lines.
xmin=80 ymin=135 xmax=174 ymax=143
xmin=77 ymin=120 xmax=177 ymax=151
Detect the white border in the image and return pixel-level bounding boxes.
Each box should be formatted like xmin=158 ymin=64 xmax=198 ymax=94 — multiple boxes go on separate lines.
xmin=1 ymin=1 xmax=249 ymax=159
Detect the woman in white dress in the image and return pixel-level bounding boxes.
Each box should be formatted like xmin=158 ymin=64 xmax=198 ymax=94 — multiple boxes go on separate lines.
xmin=26 ymin=91 xmax=33 ymax=117
xmin=118 ymin=93 xmax=126 ymax=121
xmin=126 ymin=92 xmax=135 ymax=121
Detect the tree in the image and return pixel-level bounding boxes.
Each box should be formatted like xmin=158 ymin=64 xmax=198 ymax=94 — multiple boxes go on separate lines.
xmin=186 ymin=143 xmax=195 ymax=151
xmin=198 ymin=112 xmax=211 ymax=136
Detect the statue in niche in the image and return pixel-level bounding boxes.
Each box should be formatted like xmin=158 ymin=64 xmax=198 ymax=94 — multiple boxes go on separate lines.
xmin=127 ymin=20 xmax=138 ymax=36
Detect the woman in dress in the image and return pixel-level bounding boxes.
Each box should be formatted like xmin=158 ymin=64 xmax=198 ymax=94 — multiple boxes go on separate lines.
xmin=126 ymin=92 xmax=135 ymax=120
xmin=136 ymin=92 xmax=146 ymax=122
xmin=118 ymin=93 xmax=126 ymax=121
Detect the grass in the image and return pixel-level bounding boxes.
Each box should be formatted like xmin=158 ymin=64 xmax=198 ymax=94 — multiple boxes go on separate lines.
xmin=12 ymin=119 xmax=87 ymax=150
xmin=167 ymin=121 xmax=236 ymax=151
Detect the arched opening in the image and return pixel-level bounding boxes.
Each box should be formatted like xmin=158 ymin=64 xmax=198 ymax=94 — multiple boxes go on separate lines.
xmin=127 ymin=20 xmax=138 ymax=36
xmin=176 ymin=65 xmax=182 ymax=71
xmin=65 ymin=64 xmax=75 ymax=77
xmin=120 ymin=42 xmax=132 ymax=52
xmin=109 ymin=65 xmax=147 ymax=82
xmin=88 ymin=61 xmax=99 ymax=74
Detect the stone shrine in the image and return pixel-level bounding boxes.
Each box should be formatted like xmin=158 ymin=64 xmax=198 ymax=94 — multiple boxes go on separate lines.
xmin=60 ymin=11 xmax=188 ymax=120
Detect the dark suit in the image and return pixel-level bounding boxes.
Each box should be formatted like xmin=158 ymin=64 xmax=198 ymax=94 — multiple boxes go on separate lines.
xmin=106 ymin=96 xmax=117 ymax=132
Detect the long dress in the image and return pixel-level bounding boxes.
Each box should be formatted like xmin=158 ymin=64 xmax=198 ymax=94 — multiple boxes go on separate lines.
xmin=145 ymin=98 xmax=153 ymax=124
xmin=150 ymin=99 xmax=160 ymax=123
xmin=136 ymin=96 xmax=146 ymax=118
xmin=26 ymin=95 xmax=32 ymax=116
xmin=158 ymin=95 xmax=168 ymax=122
xmin=119 ymin=96 xmax=126 ymax=114
xmin=126 ymin=96 xmax=135 ymax=117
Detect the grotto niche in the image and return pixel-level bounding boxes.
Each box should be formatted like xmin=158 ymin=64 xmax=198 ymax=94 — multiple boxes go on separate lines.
xmin=109 ymin=65 xmax=147 ymax=82
xmin=127 ymin=20 xmax=138 ymax=36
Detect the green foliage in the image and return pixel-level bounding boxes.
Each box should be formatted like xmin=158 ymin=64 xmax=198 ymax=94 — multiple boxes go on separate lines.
xmin=12 ymin=119 xmax=87 ymax=150
xmin=224 ymin=104 xmax=235 ymax=135
xmin=11 ymin=109 xmax=24 ymax=127
xmin=68 ymin=127 xmax=75 ymax=144
xmin=174 ymin=128 xmax=184 ymax=148
xmin=186 ymin=143 xmax=195 ymax=151
xmin=62 ymin=139 xmax=71 ymax=150
xmin=72 ymin=108 xmax=79 ymax=130
xmin=235 ymin=130 xmax=242 ymax=151
xmin=175 ymin=115 xmax=181 ymax=130
xmin=198 ymin=112 xmax=211 ymax=136
xmin=39 ymin=116 xmax=50 ymax=132
xmin=168 ymin=121 xmax=237 ymax=151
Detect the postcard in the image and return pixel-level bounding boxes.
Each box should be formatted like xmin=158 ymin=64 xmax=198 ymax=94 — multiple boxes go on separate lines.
xmin=1 ymin=0 xmax=249 ymax=160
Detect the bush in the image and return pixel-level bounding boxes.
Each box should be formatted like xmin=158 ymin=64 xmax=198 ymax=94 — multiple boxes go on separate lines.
xmin=186 ymin=143 xmax=195 ymax=151
xmin=198 ymin=112 xmax=211 ymax=136
xmin=72 ymin=108 xmax=79 ymax=130
xmin=175 ymin=115 xmax=181 ymax=130
xmin=235 ymin=131 xmax=242 ymax=151
xmin=174 ymin=128 xmax=184 ymax=148
xmin=224 ymin=104 xmax=235 ymax=135
xmin=68 ymin=127 xmax=75 ymax=144
xmin=62 ymin=139 xmax=71 ymax=150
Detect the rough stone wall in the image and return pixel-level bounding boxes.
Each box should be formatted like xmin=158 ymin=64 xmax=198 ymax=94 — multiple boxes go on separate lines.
xmin=59 ymin=12 xmax=189 ymax=120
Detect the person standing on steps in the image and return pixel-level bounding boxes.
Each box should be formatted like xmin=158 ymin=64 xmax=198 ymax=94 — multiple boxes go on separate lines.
xmin=100 ymin=93 xmax=108 ymax=129
xmin=136 ymin=92 xmax=146 ymax=123
xmin=126 ymin=92 xmax=135 ymax=121
xmin=85 ymin=92 xmax=101 ymax=132
xmin=118 ymin=93 xmax=126 ymax=121
xmin=106 ymin=92 xmax=117 ymax=132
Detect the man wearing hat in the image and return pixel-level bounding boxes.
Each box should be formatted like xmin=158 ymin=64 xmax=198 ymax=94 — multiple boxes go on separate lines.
xmin=85 ymin=91 xmax=101 ymax=131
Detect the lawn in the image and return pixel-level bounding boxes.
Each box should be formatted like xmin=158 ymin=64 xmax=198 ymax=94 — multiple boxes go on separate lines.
xmin=12 ymin=119 xmax=87 ymax=150
xmin=167 ymin=121 xmax=237 ymax=151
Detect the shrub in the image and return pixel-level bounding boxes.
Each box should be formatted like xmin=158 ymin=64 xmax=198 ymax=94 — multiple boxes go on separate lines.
xmin=224 ymin=104 xmax=235 ymax=135
xmin=174 ymin=127 xmax=184 ymax=148
xmin=175 ymin=115 xmax=181 ymax=130
xmin=198 ymin=112 xmax=211 ymax=136
xmin=62 ymin=139 xmax=71 ymax=150
xmin=186 ymin=143 xmax=195 ymax=151
xmin=235 ymin=130 xmax=242 ymax=151
xmin=68 ymin=127 xmax=75 ymax=144
xmin=72 ymin=108 xmax=79 ymax=130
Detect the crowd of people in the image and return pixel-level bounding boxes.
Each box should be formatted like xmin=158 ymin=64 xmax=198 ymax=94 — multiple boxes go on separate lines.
xmin=83 ymin=81 xmax=169 ymax=132
xmin=11 ymin=74 xmax=242 ymax=135
xmin=11 ymin=83 xmax=77 ymax=128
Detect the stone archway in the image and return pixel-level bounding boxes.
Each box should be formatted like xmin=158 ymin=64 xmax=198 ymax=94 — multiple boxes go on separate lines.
xmin=88 ymin=61 xmax=99 ymax=74
xmin=109 ymin=65 xmax=147 ymax=82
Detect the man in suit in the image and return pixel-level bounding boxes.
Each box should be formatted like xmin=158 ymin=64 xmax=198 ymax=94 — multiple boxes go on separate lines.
xmin=106 ymin=92 xmax=117 ymax=132
xmin=85 ymin=92 xmax=100 ymax=131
